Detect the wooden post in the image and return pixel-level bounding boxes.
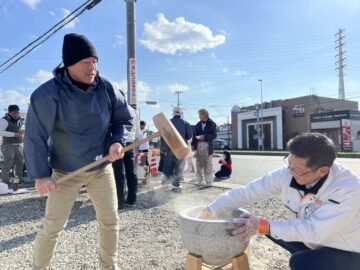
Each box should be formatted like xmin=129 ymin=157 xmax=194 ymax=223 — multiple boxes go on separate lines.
xmin=186 ymin=252 xmax=250 ymax=270
xmin=186 ymin=254 xmax=203 ymax=270
xmin=232 ymin=253 xmax=250 ymax=270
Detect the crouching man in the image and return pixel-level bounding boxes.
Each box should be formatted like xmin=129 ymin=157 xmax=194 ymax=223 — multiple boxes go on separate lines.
xmin=199 ymin=133 xmax=360 ymax=270
xmin=24 ymin=33 xmax=132 ymax=270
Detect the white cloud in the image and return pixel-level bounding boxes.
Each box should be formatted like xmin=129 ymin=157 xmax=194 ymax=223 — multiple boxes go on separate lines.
xmin=26 ymin=70 xmax=53 ymax=84
xmin=22 ymin=0 xmax=41 ymax=9
xmin=113 ymin=34 xmax=124 ymax=48
xmin=49 ymin=11 xmax=55 ymax=16
xmin=112 ymin=80 xmax=151 ymax=101
xmin=235 ymin=70 xmax=250 ymax=76
xmin=169 ymin=83 xmax=189 ymax=93
xmin=62 ymin=8 xmax=80 ymax=29
xmin=209 ymin=52 xmax=217 ymax=59
xmin=222 ymin=67 xmax=229 ymax=73
xmin=0 ymin=89 xmax=29 ymax=109
xmin=0 ymin=47 xmax=10 ymax=53
xmin=140 ymin=13 xmax=226 ymax=55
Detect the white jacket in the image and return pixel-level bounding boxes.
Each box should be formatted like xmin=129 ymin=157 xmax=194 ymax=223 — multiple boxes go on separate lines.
xmin=137 ymin=129 xmax=149 ymax=151
xmin=208 ymin=163 xmax=360 ymax=252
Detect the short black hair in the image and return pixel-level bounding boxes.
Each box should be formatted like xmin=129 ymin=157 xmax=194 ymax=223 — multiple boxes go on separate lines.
xmin=287 ymin=133 xmax=336 ymax=170
xmin=223 ymin=151 xmax=232 ymax=163
xmin=140 ymin=120 xmax=146 ymax=126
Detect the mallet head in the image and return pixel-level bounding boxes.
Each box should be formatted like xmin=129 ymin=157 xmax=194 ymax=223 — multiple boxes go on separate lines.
xmin=153 ymin=112 xmax=191 ymax=159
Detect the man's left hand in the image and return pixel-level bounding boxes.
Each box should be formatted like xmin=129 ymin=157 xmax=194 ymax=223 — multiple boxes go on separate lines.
xmin=231 ymin=213 xmax=260 ymax=241
xmin=109 ymin=143 xmax=124 ymax=162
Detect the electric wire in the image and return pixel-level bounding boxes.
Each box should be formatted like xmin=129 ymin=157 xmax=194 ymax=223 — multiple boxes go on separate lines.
xmin=0 ymin=0 xmax=101 ymax=74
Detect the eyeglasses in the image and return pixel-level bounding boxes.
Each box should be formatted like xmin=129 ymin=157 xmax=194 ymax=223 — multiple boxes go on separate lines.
xmin=283 ymin=156 xmax=314 ymax=178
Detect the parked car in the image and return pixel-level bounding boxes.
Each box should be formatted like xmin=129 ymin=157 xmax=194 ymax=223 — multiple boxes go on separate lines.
xmin=213 ymin=139 xmax=230 ymax=150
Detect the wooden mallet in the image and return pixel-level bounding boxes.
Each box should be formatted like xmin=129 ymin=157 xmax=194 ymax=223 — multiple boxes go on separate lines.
xmin=56 ymin=112 xmax=190 ymax=184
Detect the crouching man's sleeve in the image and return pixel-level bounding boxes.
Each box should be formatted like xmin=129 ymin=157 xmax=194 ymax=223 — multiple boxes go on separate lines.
xmin=208 ymin=167 xmax=287 ymax=215
xmin=110 ymin=87 xmax=133 ymax=145
xmin=24 ymin=88 xmax=57 ymax=180
xmin=269 ymin=187 xmax=360 ymax=245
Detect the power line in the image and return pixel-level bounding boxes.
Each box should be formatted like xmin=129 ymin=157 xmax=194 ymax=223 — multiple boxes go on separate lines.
xmin=0 ymin=0 xmax=102 ymax=74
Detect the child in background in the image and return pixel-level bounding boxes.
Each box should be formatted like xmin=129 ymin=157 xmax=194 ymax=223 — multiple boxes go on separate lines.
xmin=214 ymin=151 xmax=232 ymax=179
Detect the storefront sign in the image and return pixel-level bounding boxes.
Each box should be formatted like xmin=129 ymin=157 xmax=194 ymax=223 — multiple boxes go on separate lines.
xmin=293 ymin=104 xmax=305 ymax=117
xmin=341 ymin=119 xmax=352 ymax=151
xmin=311 ymin=110 xmax=350 ymax=122
xmin=129 ymin=58 xmax=136 ymax=106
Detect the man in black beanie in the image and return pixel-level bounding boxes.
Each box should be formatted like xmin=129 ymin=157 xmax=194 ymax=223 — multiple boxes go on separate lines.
xmin=24 ymin=33 xmax=132 ymax=270
xmin=0 ymin=104 xmax=25 ymax=186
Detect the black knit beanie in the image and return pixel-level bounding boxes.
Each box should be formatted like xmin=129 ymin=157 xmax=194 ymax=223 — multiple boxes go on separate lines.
xmin=8 ymin=105 xmax=19 ymax=112
xmin=62 ymin=33 xmax=98 ymax=67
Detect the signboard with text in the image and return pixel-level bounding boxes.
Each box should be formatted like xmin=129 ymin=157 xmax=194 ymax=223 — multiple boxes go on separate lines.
xmin=129 ymin=58 xmax=136 ymax=106
xmin=311 ymin=110 xmax=360 ymax=122
xmin=293 ymin=104 xmax=305 ymax=117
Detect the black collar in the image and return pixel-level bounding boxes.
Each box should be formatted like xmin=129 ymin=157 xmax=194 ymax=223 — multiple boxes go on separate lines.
xmin=289 ymin=174 xmax=328 ymax=195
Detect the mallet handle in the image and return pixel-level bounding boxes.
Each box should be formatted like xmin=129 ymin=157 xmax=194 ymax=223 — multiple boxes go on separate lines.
xmin=56 ymin=131 xmax=161 ymax=184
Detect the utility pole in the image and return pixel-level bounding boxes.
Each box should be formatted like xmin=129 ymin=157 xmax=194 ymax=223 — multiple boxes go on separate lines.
xmin=256 ymin=105 xmax=261 ymax=150
xmin=258 ymin=79 xmax=264 ymax=150
xmin=335 ymin=28 xmax=346 ymax=100
xmin=125 ymin=0 xmax=137 ymax=109
xmin=174 ymin=90 xmax=184 ymax=106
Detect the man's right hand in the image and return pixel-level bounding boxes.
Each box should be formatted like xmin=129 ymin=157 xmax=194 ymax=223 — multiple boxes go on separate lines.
xmin=35 ymin=178 xmax=57 ymax=195
xmin=15 ymin=132 xmax=23 ymax=138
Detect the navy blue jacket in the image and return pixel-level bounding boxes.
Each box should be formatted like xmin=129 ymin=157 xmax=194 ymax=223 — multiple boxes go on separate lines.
xmin=171 ymin=115 xmax=192 ymax=142
xmin=162 ymin=115 xmax=192 ymax=153
xmin=191 ymin=118 xmax=217 ymax=155
xmin=24 ymin=67 xmax=132 ymax=180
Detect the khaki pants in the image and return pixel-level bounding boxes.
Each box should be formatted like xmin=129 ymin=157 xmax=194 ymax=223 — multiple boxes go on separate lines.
xmin=33 ymin=165 xmax=119 ymax=270
xmin=195 ymin=142 xmax=213 ymax=184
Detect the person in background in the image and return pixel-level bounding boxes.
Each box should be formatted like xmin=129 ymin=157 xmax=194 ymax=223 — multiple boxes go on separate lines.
xmin=214 ymin=150 xmax=232 ymax=180
xmin=138 ymin=120 xmax=149 ymax=167
xmin=185 ymin=125 xmax=196 ymax=173
xmin=191 ymin=108 xmax=217 ymax=186
xmin=162 ymin=107 xmax=192 ymax=191
xmin=24 ymin=33 xmax=132 ymax=270
xmin=0 ymin=104 xmax=25 ymax=186
xmin=185 ymin=147 xmax=195 ymax=173
xmin=199 ymin=133 xmax=360 ymax=270
xmin=158 ymin=138 xmax=166 ymax=173
xmin=112 ymin=90 xmax=139 ymax=209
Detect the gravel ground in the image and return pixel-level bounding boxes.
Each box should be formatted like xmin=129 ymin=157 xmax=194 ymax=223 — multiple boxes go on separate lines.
xmin=0 ymin=176 xmax=289 ymax=270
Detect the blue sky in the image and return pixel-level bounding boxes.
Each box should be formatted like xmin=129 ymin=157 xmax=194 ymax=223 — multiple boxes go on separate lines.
xmin=0 ymin=0 xmax=360 ymax=128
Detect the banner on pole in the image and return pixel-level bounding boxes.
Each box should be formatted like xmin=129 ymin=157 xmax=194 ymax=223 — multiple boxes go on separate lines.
xmin=129 ymin=58 xmax=136 ymax=106
xmin=341 ymin=119 xmax=352 ymax=151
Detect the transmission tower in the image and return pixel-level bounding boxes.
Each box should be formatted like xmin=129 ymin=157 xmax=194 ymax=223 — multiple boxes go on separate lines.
xmin=335 ymin=28 xmax=346 ymax=100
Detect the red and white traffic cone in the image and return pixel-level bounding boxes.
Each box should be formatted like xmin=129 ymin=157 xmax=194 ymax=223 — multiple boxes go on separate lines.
xmin=149 ymin=150 xmax=158 ymax=176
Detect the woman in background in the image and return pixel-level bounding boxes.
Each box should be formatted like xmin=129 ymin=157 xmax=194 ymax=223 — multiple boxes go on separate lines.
xmin=214 ymin=151 xmax=232 ymax=179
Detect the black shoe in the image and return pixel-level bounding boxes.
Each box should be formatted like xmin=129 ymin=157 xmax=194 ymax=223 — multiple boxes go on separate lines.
xmin=171 ymin=185 xmax=182 ymax=192
xmin=125 ymin=200 xmax=136 ymax=207
xmin=118 ymin=201 xmax=125 ymax=210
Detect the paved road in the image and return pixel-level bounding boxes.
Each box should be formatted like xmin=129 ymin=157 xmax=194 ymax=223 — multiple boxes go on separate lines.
xmin=184 ymin=155 xmax=360 ymax=186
